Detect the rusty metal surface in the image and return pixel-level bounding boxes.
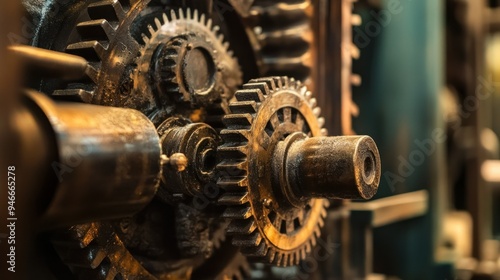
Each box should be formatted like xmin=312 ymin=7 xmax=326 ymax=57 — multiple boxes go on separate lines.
xmin=217 ymin=76 xmax=380 ymax=266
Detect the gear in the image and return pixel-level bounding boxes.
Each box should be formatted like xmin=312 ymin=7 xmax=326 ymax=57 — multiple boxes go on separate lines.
xmin=217 ymin=76 xmax=329 ymax=267
xmin=45 ymin=3 xmax=246 ymax=279
xmin=135 ymin=8 xmax=242 ymax=126
xmin=248 ymin=1 xmax=313 ymax=81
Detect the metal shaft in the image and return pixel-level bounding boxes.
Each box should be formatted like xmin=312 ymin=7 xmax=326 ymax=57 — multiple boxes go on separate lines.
xmin=9 ymin=45 xmax=88 ymax=80
xmin=23 ymin=91 xmax=162 ymax=229
xmin=275 ymin=133 xmax=381 ymax=202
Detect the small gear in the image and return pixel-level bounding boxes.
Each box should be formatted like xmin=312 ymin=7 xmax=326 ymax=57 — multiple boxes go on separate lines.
xmin=217 ymin=76 xmax=329 ymax=267
xmin=135 ymin=8 xmax=243 ymax=125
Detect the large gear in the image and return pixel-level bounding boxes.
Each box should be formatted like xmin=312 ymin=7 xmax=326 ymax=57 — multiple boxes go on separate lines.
xmin=248 ymin=1 xmax=313 ymax=82
xmin=217 ymin=76 xmax=330 ymax=267
xmin=44 ymin=2 xmax=247 ymax=279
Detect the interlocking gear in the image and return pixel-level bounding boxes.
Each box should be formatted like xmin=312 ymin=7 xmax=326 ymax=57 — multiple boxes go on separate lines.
xmin=135 ymin=8 xmax=242 ymax=125
xmin=46 ymin=2 xmax=247 ymax=279
xmin=217 ymin=76 xmax=330 ymax=267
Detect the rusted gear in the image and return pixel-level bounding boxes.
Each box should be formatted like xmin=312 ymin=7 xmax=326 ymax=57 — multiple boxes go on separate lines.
xmin=46 ymin=3 xmax=246 ymax=279
xmin=217 ymin=76 xmax=329 ymax=267
xmin=136 ymin=8 xmax=242 ymax=125
xmin=248 ymin=1 xmax=313 ymax=82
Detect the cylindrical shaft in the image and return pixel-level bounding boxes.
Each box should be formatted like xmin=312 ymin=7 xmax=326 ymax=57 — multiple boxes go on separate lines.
xmin=9 ymin=45 xmax=88 ymax=80
xmin=24 ymin=91 xmax=161 ymax=229
xmin=285 ymin=135 xmax=381 ymax=200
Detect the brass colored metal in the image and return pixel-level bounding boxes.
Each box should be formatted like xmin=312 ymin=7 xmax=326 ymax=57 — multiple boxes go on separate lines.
xmin=158 ymin=117 xmax=221 ymax=199
xmin=25 ymin=91 xmax=162 ymax=229
xmin=9 ymin=45 xmax=88 ymax=80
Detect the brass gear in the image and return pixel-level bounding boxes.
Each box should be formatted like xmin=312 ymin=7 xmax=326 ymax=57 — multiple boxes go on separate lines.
xmin=47 ymin=3 xmax=247 ymax=279
xmin=217 ymin=76 xmax=329 ymax=267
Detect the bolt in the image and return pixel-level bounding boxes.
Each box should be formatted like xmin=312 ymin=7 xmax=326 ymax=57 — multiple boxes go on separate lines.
xmin=161 ymin=153 xmax=188 ymax=172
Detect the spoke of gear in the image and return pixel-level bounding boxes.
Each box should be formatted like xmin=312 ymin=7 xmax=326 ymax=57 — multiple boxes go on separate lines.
xmin=217 ymin=76 xmax=330 ymax=267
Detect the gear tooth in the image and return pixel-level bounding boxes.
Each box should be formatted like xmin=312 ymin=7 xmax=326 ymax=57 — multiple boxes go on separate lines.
xmin=186 ymin=7 xmax=192 ymax=20
xmin=300 ymin=248 xmax=306 ymax=261
xmin=212 ymin=25 xmax=220 ymax=34
xmin=274 ymin=253 xmax=284 ymax=266
xmin=223 ymin=41 xmax=229 ymax=50
xmin=267 ymin=250 xmax=276 ymax=263
xmin=248 ymin=77 xmax=276 ymax=91
xmin=207 ymin=18 xmax=213 ymax=29
xmin=223 ymin=113 xmax=253 ymax=129
xmin=323 ymin=199 xmax=330 ymax=208
xmin=218 ymin=192 xmax=249 ymax=205
xmin=241 ymin=242 xmax=268 ymax=257
xmin=351 ymin=44 xmax=360 ymax=59
xmin=351 ymin=74 xmax=362 ymax=86
xmin=280 ymin=76 xmax=289 ymax=88
xmin=217 ymin=33 xmax=224 ymax=44
xmin=52 ymin=89 xmax=94 ymax=103
xmin=162 ymin=13 xmax=169 ymax=24
xmin=227 ymin=218 xmax=257 ymax=235
xmin=147 ymin=24 xmax=155 ymax=36
xmin=320 ymin=128 xmax=328 ymax=136
xmin=229 ymin=101 xmax=257 ymax=114
xmin=76 ymin=19 xmax=115 ymax=41
xmin=305 ymin=90 xmax=312 ymax=100
xmin=243 ymin=81 xmax=272 ymax=95
xmin=309 ymin=97 xmax=317 ymax=108
xmin=218 ymin=143 xmax=248 ymax=158
xmin=294 ymin=251 xmax=301 ymax=265
xmin=352 ymin=13 xmax=362 ymax=26
xmin=235 ymin=88 xmax=265 ymax=102
xmin=66 ymin=41 xmax=106 ymax=62
xmin=310 ymin=234 xmax=317 ymax=247
xmin=170 ymin=9 xmax=177 ymax=21
xmin=318 ymin=217 xmax=325 ymax=228
xmin=313 ymin=107 xmax=321 ymax=117
xmin=220 ymin=129 xmax=250 ymax=143
xmin=193 ymin=9 xmax=199 ymax=21
xmin=317 ymin=117 xmax=325 ymax=128
xmin=223 ymin=205 xmax=253 ymax=219
xmin=233 ymin=231 xmax=263 ymax=247
xmin=154 ymin=17 xmax=162 ymax=29
xmin=217 ymin=159 xmax=248 ymax=175
xmin=178 ymin=8 xmax=185 ymax=19
xmin=87 ymin=0 xmax=126 ymax=22
xmin=141 ymin=33 xmax=149 ymax=44
xmin=305 ymin=241 xmax=312 ymax=254
xmin=217 ymin=177 xmax=248 ymax=191
xmin=52 ymin=223 xmax=98 ymax=248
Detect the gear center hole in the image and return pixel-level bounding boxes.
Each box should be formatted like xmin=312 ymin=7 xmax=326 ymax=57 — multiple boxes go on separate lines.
xmin=201 ymin=149 xmax=217 ymax=173
xmin=363 ymin=153 xmax=375 ymax=184
xmin=183 ymin=47 xmax=216 ymax=96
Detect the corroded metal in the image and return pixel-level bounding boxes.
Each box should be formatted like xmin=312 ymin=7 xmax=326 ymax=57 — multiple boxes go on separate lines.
xmin=217 ymin=76 xmax=381 ymax=267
